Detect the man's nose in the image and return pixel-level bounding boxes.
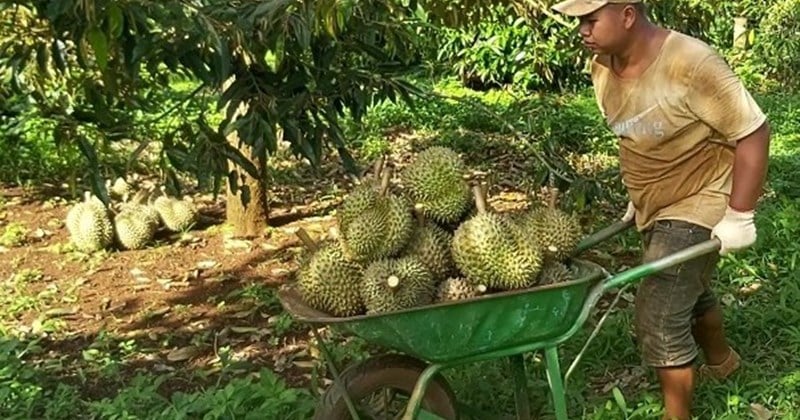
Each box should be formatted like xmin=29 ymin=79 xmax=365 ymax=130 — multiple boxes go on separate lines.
xmin=578 ymin=22 xmax=591 ymax=37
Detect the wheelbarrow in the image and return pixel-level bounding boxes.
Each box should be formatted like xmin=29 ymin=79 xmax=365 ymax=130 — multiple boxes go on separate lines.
xmin=277 ymin=218 xmax=721 ymax=419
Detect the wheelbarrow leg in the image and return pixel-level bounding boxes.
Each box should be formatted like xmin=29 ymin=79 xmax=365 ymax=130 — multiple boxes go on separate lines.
xmin=402 ymin=363 xmax=444 ymax=420
xmin=509 ymin=355 xmax=532 ymax=420
xmin=310 ymin=327 xmax=361 ymax=419
xmin=544 ymin=346 xmax=568 ymax=420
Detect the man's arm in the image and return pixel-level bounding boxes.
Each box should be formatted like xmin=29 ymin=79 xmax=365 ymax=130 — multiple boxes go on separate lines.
xmin=729 ymin=121 xmax=771 ymax=212
xmin=684 ymin=50 xmax=771 ymax=255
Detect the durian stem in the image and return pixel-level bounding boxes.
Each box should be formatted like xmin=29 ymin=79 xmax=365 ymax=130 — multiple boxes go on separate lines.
xmin=413 ymin=203 xmax=426 ymax=224
xmin=379 ymin=165 xmax=393 ymax=196
xmin=473 ymin=184 xmax=488 ymax=214
xmin=373 ymin=155 xmax=386 ymax=179
xmin=294 ymin=228 xmax=318 ymax=252
xmin=548 ymin=187 xmax=559 ymax=210
xmin=386 ymin=275 xmax=400 ymax=290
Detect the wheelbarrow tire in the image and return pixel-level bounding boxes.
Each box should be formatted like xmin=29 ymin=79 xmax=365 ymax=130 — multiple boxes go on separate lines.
xmin=315 ymin=353 xmax=459 ymax=420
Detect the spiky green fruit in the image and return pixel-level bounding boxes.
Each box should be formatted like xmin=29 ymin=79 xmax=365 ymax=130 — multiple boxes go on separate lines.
xmin=400 ymin=146 xmax=472 ymax=224
xmin=297 ymin=240 xmax=365 ymax=317
xmin=520 ymin=206 xmax=582 ymax=262
xmin=451 ymin=186 xmax=542 ymax=290
xmin=336 ymin=156 xmax=386 ymax=235
xmin=108 ymin=177 xmax=132 ymax=200
xmin=536 ymin=261 xmax=574 ymax=285
xmin=360 ymin=257 xmax=436 ymax=314
xmin=153 ymin=196 xmax=198 ymax=232
xmin=65 ymin=192 xmax=114 ymax=252
xmin=114 ymin=207 xmax=157 ymax=250
xmin=342 ymin=192 xmax=414 ymax=263
xmin=436 ymin=277 xmax=487 ymax=302
xmin=400 ymin=219 xmax=455 ymax=281
xmin=337 ymin=180 xmax=380 ymax=236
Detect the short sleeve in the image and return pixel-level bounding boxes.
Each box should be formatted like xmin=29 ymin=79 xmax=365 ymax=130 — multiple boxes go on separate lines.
xmin=685 ymin=52 xmax=767 ymax=142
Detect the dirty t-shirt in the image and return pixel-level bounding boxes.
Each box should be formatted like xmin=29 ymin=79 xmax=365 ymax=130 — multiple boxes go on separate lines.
xmin=590 ymin=30 xmax=767 ymax=231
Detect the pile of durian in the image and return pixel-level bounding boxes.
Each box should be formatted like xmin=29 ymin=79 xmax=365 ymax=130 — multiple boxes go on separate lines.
xmin=65 ymin=177 xmax=198 ymax=253
xmin=293 ymin=146 xmax=584 ymax=317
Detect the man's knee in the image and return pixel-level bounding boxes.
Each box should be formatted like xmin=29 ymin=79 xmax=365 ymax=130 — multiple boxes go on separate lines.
xmin=635 ymin=220 xmax=718 ymax=367
xmin=634 ymin=281 xmax=700 ymax=368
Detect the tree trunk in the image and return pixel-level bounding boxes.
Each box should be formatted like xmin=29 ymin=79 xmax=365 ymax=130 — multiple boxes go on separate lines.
xmin=222 ymin=76 xmax=269 ymax=238
xmin=733 ymin=17 xmax=749 ymax=50
xmin=225 ymin=138 xmax=269 ymax=238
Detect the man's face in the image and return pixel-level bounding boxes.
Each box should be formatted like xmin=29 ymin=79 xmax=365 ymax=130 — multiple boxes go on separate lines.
xmin=576 ymin=5 xmax=635 ymax=55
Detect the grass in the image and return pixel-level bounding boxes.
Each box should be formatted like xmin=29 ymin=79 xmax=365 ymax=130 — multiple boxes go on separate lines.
xmin=0 ymin=76 xmax=798 ymax=419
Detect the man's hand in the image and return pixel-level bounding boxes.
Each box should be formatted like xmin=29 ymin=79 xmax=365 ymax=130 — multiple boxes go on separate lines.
xmin=622 ymin=201 xmax=635 ymax=223
xmin=711 ymin=206 xmax=756 ymax=255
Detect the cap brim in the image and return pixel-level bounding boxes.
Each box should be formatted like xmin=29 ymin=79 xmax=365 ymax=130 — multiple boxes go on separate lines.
xmin=551 ymin=0 xmax=607 ymax=17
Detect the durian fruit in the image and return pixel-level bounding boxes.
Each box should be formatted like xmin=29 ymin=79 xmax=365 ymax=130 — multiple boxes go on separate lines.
xmin=436 ymin=277 xmax=487 ymax=302
xmin=400 ymin=146 xmax=472 ymax=225
xmin=536 ymin=261 xmax=574 ymax=286
xmin=113 ymin=190 xmax=160 ymax=250
xmin=360 ymin=256 xmax=436 ymax=314
xmin=518 ymin=188 xmax=582 ymax=262
xmin=342 ymin=166 xmax=414 ymax=263
xmin=107 ymin=176 xmax=134 ymax=201
xmin=152 ymin=194 xmax=198 ymax=232
xmin=399 ymin=204 xmax=456 ymax=282
xmin=113 ymin=209 xmax=157 ymax=250
xmin=65 ymin=191 xmax=114 ymax=252
xmin=295 ymin=228 xmax=366 ymax=317
xmin=336 ymin=156 xmax=385 ymax=235
xmin=451 ymin=184 xmax=542 ymax=291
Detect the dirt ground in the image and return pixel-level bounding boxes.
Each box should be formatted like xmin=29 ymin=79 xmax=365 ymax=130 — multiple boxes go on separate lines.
xmin=0 ymin=139 xmax=634 ymax=402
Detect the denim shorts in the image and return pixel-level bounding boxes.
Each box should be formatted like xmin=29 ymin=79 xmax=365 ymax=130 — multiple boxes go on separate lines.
xmin=633 ymin=219 xmax=720 ymax=368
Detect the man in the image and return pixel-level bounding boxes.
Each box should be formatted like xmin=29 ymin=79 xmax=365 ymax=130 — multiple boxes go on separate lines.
xmin=550 ymin=0 xmax=771 ymax=419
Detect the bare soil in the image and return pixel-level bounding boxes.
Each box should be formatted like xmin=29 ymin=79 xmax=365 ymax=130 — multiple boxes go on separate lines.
xmin=0 ymin=138 xmax=632 ymax=402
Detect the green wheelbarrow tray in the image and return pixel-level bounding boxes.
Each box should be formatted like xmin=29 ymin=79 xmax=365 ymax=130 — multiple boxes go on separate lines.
xmin=278 ymin=219 xmax=722 ymax=419
xmin=278 ymin=258 xmax=606 ymax=364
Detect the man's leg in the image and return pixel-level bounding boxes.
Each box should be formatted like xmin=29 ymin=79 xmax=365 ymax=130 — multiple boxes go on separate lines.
xmin=693 ymin=293 xmax=741 ymax=378
xmin=693 ymin=303 xmax=732 ymax=365
xmin=634 ymin=220 xmax=719 ymax=420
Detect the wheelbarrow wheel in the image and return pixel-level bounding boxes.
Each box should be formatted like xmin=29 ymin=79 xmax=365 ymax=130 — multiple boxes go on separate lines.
xmin=315 ymin=353 xmax=458 ymax=420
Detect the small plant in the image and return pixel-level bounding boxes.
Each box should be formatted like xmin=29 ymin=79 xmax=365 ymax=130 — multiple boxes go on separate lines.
xmin=0 ymin=222 xmax=29 ymax=247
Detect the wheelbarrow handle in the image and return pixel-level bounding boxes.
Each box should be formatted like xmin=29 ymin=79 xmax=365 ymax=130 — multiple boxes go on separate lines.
xmin=602 ymin=238 xmax=722 ymax=292
xmin=572 ymin=218 xmax=636 ymax=256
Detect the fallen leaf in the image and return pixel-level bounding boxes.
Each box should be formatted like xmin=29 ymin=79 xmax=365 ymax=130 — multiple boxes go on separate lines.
xmin=292 ymin=360 xmax=316 ymax=369
xmin=45 ymin=307 xmax=78 ymax=318
xmin=224 ymin=238 xmax=252 ymax=250
xmin=750 ymin=403 xmax=774 ymax=420
xmin=167 ymin=346 xmax=199 ymax=362
xmin=197 ymin=260 xmax=217 ymax=270
xmin=721 ymin=293 xmax=737 ymax=307
xmin=230 ymin=326 xmax=259 ymax=334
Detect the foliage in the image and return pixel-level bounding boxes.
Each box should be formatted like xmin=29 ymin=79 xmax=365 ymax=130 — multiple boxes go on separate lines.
xmin=749 ymin=0 xmax=800 ymax=90
xmin=433 ymin=4 xmax=587 ymax=92
xmin=0 ymin=1 xmax=431 ymax=205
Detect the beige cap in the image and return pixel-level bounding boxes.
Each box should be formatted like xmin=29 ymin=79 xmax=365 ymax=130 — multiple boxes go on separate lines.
xmin=552 ymin=0 xmax=641 ymax=17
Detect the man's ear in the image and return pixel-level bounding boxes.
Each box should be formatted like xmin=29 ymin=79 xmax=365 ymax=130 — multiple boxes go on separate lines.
xmin=622 ymin=5 xmax=637 ymax=29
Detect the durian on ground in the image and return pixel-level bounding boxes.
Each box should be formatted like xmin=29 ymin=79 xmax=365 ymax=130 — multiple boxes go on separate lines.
xmin=66 ymin=192 xmax=115 ymax=252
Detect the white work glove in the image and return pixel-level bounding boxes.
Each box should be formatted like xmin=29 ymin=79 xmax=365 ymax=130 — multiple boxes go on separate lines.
xmin=710 ymin=206 xmax=756 ymax=256
xmin=621 ymin=201 xmax=635 ymax=223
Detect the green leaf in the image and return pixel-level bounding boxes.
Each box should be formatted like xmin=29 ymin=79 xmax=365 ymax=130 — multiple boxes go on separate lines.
xmin=107 ymin=4 xmax=124 ymax=38
xmin=51 ymin=39 xmax=67 ymax=73
xmin=221 ymin=143 xmax=261 ymax=180
xmin=86 ymin=27 xmax=109 ymax=70
xmin=75 ymin=136 xmax=109 ymax=206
